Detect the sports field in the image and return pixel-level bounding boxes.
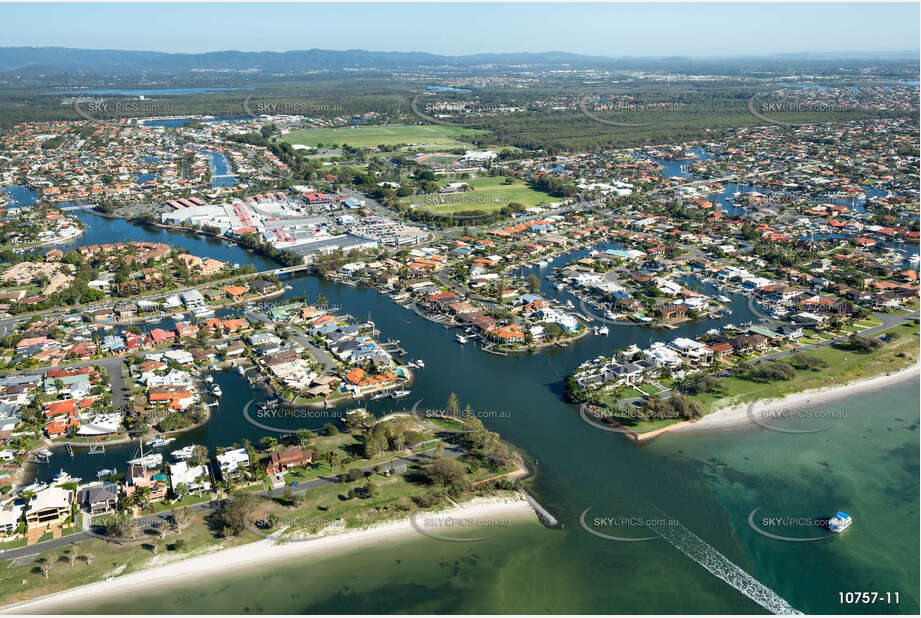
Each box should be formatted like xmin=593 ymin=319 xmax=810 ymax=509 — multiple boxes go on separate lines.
xmin=279 ymin=124 xmax=485 ymax=149
xmin=405 ymin=177 xmax=555 ymax=215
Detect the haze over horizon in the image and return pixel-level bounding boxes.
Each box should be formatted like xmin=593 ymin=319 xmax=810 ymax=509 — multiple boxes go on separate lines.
xmin=1 ymin=2 xmax=918 ymax=57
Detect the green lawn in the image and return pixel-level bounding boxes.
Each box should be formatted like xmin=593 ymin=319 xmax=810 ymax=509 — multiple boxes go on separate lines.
xmin=279 ymin=124 xmax=484 ymax=149
xmin=405 ymin=177 xmax=556 ymax=214
xmin=0 ymin=509 xmax=255 ymax=607
xmin=690 ymin=323 xmax=919 ymax=413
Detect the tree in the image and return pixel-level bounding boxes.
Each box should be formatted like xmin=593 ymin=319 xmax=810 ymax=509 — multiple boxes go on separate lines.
xmin=446 ymin=393 xmax=459 ymax=417
xmin=39 ymin=558 xmax=54 ymax=579
xmin=526 ymin=273 xmax=540 ymax=294
xmin=259 ymin=436 xmax=278 ymax=451
xmin=82 ymin=552 xmax=95 ymax=566
xmin=190 ymin=444 xmax=210 ymax=466
xmin=847 ymin=334 xmax=882 ymax=353
xmin=323 ymin=423 xmax=339 ymax=436
xmin=421 ymin=458 xmax=465 ymax=486
xmin=295 ymin=428 xmax=315 ymax=447
xmin=171 ymin=507 xmax=191 ymax=532
xmin=174 ymin=482 xmax=190 ymax=499
xmin=206 ymin=491 xmax=256 ymax=537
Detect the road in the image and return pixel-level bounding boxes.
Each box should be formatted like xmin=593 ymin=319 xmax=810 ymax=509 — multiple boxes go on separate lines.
xmin=290 ymin=328 xmax=338 ymax=370
xmin=0 ymin=444 xmax=464 ymax=562
xmin=99 ymin=357 xmax=130 ymax=411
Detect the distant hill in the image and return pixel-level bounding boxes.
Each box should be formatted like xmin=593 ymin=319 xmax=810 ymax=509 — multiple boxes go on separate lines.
xmin=0 ymin=46 xmax=917 ymax=75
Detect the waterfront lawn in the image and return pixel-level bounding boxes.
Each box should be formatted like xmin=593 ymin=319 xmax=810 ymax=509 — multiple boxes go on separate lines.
xmin=254 ymin=472 xmax=429 ymax=537
xmin=691 ymin=323 xmax=919 ymax=413
xmin=627 ymin=417 xmax=686 ymax=434
xmin=0 ymin=510 xmax=256 ymax=608
xmin=150 ymin=492 xmax=213 ymax=514
xmin=279 ymin=124 xmax=484 ymax=150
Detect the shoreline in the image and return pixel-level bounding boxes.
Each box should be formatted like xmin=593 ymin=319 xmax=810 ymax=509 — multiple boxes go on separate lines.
xmin=670 ymin=362 xmax=920 ymax=434
xmin=1 ymin=495 xmax=538 ymax=614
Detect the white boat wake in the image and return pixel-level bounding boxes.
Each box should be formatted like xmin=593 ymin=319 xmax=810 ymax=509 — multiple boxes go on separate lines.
xmin=647 ymin=513 xmax=798 ymax=614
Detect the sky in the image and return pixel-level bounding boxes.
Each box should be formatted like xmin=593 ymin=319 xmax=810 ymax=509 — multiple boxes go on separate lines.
xmin=0 ymin=2 xmax=918 ymax=57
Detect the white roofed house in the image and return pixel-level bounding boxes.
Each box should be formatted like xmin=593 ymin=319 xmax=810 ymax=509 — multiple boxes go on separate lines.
xmin=180 ymin=289 xmax=206 ymax=310
xmin=642 ymin=343 xmax=683 ymax=369
xmin=77 ymin=412 xmax=121 ymax=437
xmin=169 ymin=461 xmax=212 ymax=494
xmin=668 ymin=337 xmax=712 ymax=366
xmin=0 ymin=502 xmax=24 ymax=536
xmin=25 ymin=486 xmax=74 ymax=532
xmin=216 ymin=447 xmax=250 ymax=479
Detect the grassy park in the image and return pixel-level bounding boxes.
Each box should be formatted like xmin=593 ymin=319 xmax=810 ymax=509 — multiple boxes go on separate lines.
xmin=279 ymin=124 xmax=484 ymax=149
xmin=688 ymin=322 xmax=919 ymax=413
xmin=406 ymin=177 xmax=556 ymax=215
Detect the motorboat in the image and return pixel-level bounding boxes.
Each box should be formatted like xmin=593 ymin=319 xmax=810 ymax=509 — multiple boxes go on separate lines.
xmin=211 ymin=384 xmax=223 ymax=397
xmin=717 ymin=295 xmax=731 ymax=303
xmin=96 ymin=468 xmax=116 ymax=479
xmin=390 ymin=390 xmax=411 ymax=399
xmin=237 ymin=366 xmax=246 ymax=376
xmin=52 ymin=470 xmax=80 ymax=484
xmin=204 ymin=375 xmax=214 ymax=384
xmin=370 ymin=391 xmax=390 ymax=401
xmin=597 ymin=325 xmax=609 ymax=336
xmin=415 ymin=359 xmax=425 ymax=369
xmin=456 ymin=334 xmax=467 ymax=344
xmin=827 ymin=511 xmax=852 ymax=533
xmin=146 ymin=436 xmax=175 ymax=449
xmin=171 ymin=446 xmax=195 ymax=461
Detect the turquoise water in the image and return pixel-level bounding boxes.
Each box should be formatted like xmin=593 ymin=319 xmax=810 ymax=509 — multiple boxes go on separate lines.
xmin=20 ymin=215 xmax=918 ymax=614
xmin=64 ymin=382 xmax=919 ymax=615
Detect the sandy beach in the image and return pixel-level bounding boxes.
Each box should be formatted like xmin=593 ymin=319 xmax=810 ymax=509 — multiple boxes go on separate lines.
xmin=2 ymin=495 xmax=538 ymax=614
xmin=672 ymin=363 xmax=920 ymax=434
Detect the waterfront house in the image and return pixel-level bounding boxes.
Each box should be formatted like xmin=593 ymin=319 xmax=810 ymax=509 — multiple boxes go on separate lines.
xmin=25 ymin=486 xmax=73 ymax=532
xmin=216 ymin=447 xmax=250 ymax=478
xmin=0 ymin=502 xmax=24 ymax=536
xmin=169 ymin=461 xmax=212 ymax=493
xmin=77 ymin=483 xmax=119 ymax=515
xmin=265 ymin=447 xmax=316 ymax=476
xmin=125 ymin=465 xmax=168 ymax=502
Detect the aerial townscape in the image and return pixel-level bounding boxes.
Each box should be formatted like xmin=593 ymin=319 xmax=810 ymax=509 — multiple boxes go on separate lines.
xmin=0 ymin=2 xmax=917 ymax=616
